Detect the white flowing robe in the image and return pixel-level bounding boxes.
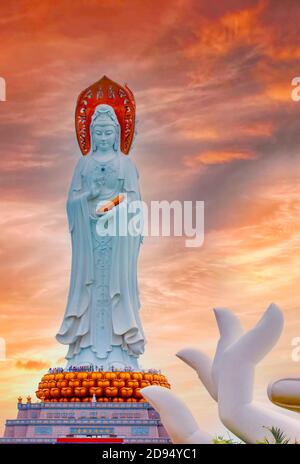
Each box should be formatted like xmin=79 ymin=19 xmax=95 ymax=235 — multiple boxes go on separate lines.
xmin=56 ymin=152 xmax=146 ymax=364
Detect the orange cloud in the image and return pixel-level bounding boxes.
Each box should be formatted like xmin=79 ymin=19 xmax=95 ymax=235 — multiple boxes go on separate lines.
xmin=185 ymin=150 xmax=256 ymax=166
xmin=240 ymin=122 xmax=273 ymax=137
xmin=183 ymin=0 xmax=268 ymax=59
xmin=15 ymin=359 xmax=51 ymax=371
xmin=265 ymin=82 xmax=293 ymax=103
xmin=180 ymin=127 xmax=219 ymax=141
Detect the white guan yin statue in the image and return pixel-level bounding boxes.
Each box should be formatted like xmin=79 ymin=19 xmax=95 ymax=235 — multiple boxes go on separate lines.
xmin=56 ymin=76 xmax=146 ymax=370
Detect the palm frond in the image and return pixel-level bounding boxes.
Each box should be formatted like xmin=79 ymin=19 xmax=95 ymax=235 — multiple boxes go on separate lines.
xmin=257 ymin=426 xmax=290 ymax=444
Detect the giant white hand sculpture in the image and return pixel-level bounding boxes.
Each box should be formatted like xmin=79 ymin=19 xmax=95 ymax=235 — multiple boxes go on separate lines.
xmin=141 ymin=304 xmax=300 ymax=444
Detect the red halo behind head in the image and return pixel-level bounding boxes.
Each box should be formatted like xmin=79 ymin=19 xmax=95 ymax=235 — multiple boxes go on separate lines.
xmin=75 ymin=75 xmax=136 ymax=156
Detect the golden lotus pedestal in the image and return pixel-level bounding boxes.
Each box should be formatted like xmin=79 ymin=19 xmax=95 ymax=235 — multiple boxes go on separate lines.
xmin=36 ymin=370 xmax=171 ymax=403
xmin=1 ymin=371 xmax=172 ymax=444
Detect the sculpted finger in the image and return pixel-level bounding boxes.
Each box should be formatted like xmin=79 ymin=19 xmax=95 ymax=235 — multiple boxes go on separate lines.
xmin=213 ymin=308 xmax=244 ymax=345
xmin=227 ymin=303 xmax=283 ymax=365
xmin=176 ymin=348 xmax=217 ymax=401
xmin=140 ymin=386 xmax=212 ymax=444
xmin=212 ymin=308 xmax=243 ymax=386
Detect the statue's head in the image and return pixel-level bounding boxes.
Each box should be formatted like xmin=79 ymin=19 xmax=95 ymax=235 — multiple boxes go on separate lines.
xmin=90 ymin=104 xmax=120 ymax=154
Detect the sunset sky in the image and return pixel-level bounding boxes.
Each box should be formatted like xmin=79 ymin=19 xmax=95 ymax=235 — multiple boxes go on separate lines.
xmin=0 ymin=0 xmax=300 ymax=437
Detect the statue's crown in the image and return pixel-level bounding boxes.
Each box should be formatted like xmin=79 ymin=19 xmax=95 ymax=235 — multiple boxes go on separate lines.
xmin=93 ymin=112 xmax=112 ymax=123
xmin=75 ymin=75 xmax=136 ymax=156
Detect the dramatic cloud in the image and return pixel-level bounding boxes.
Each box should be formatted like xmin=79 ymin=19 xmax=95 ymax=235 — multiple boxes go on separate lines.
xmin=15 ymin=359 xmax=51 ymax=371
xmin=184 ymin=150 xmax=256 ymax=166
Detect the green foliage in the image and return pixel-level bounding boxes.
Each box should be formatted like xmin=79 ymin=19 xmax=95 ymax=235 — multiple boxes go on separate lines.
xmin=213 ymin=433 xmax=241 ymax=444
xmin=213 ymin=426 xmax=299 ymax=445
xmin=257 ymin=426 xmax=292 ymax=444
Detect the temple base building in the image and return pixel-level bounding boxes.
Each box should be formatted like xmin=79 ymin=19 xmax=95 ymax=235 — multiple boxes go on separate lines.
xmin=1 ymin=398 xmax=170 ymax=444
xmin=1 ymin=370 xmax=171 ymax=444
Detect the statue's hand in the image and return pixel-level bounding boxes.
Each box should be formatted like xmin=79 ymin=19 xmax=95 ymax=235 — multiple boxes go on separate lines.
xmin=87 ymin=179 xmax=102 ymax=200
xmin=140 ymin=385 xmax=212 ymax=444
xmin=141 ymin=304 xmax=300 ymax=444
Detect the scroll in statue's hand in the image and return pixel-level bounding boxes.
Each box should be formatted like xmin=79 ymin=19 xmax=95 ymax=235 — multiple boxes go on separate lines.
xmin=96 ymin=194 xmax=124 ymax=216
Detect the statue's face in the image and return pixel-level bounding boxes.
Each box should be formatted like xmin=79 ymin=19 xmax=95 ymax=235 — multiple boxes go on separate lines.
xmin=93 ymin=123 xmax=116 ymax=152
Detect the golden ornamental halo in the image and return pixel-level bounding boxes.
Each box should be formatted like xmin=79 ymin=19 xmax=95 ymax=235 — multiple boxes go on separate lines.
xmin=75 ymin=75 xmax=136 ymax=156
